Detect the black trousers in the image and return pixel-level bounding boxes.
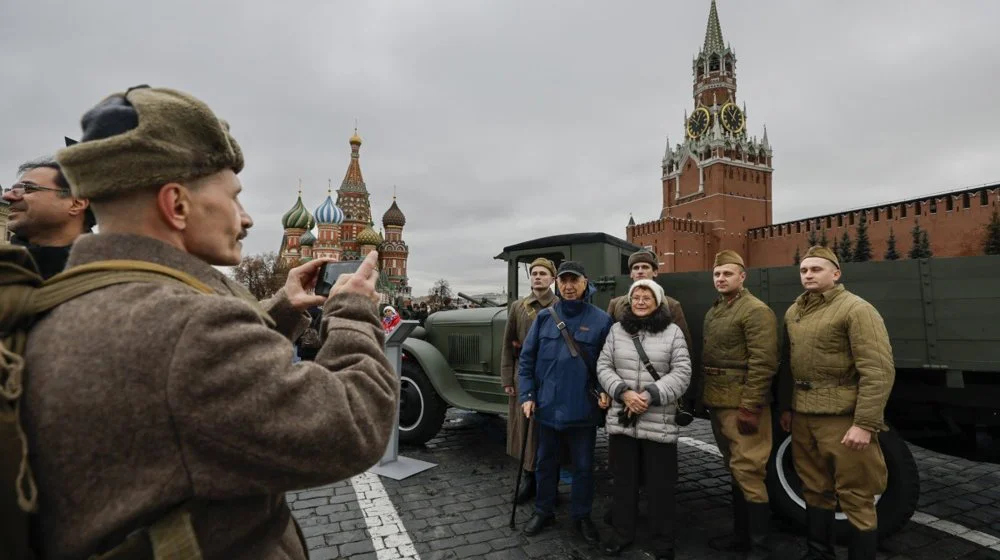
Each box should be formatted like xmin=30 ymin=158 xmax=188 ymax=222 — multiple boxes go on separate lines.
xmin=609 ymin=435 xmax=677 ymax=551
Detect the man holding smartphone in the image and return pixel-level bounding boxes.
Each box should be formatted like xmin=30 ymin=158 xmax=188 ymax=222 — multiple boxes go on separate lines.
xmin=21 ymin=85 xmax=397 ymax=560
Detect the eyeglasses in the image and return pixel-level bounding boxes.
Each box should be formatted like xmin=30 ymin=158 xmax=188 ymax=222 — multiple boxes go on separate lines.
xmin=631 ymin=296 xmax=656 ymax=304
xmin=2 ymin=182 xmax=69 ymax=196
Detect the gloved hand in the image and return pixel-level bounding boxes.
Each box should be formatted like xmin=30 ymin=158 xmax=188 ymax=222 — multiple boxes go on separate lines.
xmin=737 ymin=407 xmax=761 ymax=435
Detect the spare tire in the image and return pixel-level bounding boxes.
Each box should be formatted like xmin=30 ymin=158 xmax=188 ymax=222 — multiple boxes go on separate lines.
xmin=765 ymin=414 xmax=920 ymax=541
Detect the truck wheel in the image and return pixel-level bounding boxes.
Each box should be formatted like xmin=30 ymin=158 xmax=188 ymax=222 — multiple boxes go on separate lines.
xmin=398 ymin=360 xmax=447 ymax=445
xmin=765 ymin=418 xmax=920 ymax=541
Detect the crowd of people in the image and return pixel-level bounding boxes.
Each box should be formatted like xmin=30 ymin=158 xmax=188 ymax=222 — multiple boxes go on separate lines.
xmin=503 ymin=247 xmax=895 ymax=560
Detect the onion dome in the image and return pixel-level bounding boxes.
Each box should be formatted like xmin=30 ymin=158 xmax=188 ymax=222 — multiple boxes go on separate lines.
xmin=314 ymin=194 xmax=345 ymax=225
xmin=382 ymin=197 xmax=406 ymax=228
xmin=281 ymin=194 xmax=313 ymax=230
xmin=350 ymin=130 xmax=363 ymax=146
xmin=299 ymin=230 xmax=316 ymax=246
xmin=356 ymin=224 xmax=382 ymax=246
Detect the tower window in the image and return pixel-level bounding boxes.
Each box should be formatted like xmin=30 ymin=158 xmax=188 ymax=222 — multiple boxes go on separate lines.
xmin=849 ymin=213 xmax=855 ymax=226
xmin=873 ymin=209 xmax=879 ymax=222
xmin=709 ymin=54 xmax=720 ymax=72
xmin=725 ymin=57 xmax=733 ymax=73
xmin=900 ymin=204 xmax=907 ymax=218
xmin=930 ymin=199 xmax=937 ymax=214
xmin=981 ymin=190 xmax=990 ymax=206
xmin=946 ymin=197 xmax=953 ymax=211
xmin=795 ymin=223 xmax=801 ymax=233
xmin=962 ymin=193 xmax=970 ymax=208
xmin=915 ymin=202 xmax=922 ymax=215
xmin=886 ymin=206 xmax=893 ymax=219
xmin=826 ymin=216 xmax=832 ymax=228
xmin=837 ymin=215 xmax=843 ymax=227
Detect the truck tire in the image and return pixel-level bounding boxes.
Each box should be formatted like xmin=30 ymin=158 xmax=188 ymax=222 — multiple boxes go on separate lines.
xmin=765 ymin=417 xmax=920 ymax=541
xmin=398 ymin=359 xmax=447 ymax=445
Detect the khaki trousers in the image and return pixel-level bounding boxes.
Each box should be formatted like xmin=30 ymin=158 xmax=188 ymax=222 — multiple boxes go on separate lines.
xmin=791 ymin=413 xmax=887 ymax=531
xmin=710 ymin=407 xmax=772 ymax=503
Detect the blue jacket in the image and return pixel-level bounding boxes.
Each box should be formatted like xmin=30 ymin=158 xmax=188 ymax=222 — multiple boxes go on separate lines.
xmin=518 ymin=299 xmax=614 ymax=429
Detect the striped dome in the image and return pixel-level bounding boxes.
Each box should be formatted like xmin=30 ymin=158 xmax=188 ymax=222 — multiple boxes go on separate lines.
xmin=356 ymin=225 xmax=382 ymax=246
xmin=299 ymin=230 xmax=316 ymax=246
xmin=314 ymin=195 xmax=345 ymax=225
xmin=281 ymin=195 xmax=314 ymax=230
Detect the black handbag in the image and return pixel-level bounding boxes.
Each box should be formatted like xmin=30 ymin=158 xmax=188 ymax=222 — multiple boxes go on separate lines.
xmin=628 ymin=334 xmax=694 ymax=427
xmin=547 ymin=306 xmax=606 ymax=427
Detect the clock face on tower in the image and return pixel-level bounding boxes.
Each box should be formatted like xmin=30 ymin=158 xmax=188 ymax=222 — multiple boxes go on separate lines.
xmin=686 ymin=107 xmax=711 ymax=139
xmin=720 ymin=103 xmax=745 ymax=134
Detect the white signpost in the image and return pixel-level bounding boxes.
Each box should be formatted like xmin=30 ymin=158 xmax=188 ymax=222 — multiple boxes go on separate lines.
xmin=369 ymin=320 xmax=437 ymax=480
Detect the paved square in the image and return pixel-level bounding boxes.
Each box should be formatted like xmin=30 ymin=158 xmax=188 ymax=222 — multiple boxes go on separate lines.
xmin=288 ymin=412 xmax=1000 ymax=559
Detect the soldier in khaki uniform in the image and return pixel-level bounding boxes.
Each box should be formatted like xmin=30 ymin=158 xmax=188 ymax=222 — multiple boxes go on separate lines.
xmin=701 ymin=250 xmax=778 ymax=559
xmin=501 ymin=257 xmax=558 ymax=503
xmin=779 ymin=246 xmax=893 ymax=560
xmin=607 ymin=250 xmax=691 ymax=349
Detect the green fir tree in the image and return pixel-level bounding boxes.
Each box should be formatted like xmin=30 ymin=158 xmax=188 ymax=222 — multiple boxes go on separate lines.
xmin=819 ymin=228 xmax=829 ymax=247
xmin=909 ymin=220 xmax=925 ymax=259
xmin=984 ymin=206 xmax=1000 ymax=255
xmin=920 ymin=230 xmax=932 ymax=258
xmin=838 ymin=231 xmax=853 ymax=263
xmin=832 ymin=236 xmax=840 ymax=256
xmin=807 ymin=228 xmax=818 ymax=248
xmin=793 ymin=246 xmax=801 ymax=265
xmin=853 ymin=212 xmax=872 ymax=262
xmin=884 ymin=227 xmax=900 ymax=260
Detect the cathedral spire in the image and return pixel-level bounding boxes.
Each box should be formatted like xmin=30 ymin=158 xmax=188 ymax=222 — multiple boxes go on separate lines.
xmin=703 ymin=0 xmax=725 ymax=54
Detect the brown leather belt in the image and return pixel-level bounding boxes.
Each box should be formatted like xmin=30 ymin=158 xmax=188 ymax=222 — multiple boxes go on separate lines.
xmin=794 ymin=379 xmax=858 ymax=390
xmin=703 ymin=366 xmax=747 ymax=377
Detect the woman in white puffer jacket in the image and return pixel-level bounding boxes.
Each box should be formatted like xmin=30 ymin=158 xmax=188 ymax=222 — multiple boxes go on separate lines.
xmin=597 ymin=279 xmax=691 ymax=559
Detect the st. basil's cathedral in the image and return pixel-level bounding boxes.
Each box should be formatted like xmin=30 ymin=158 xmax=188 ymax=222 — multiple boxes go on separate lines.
xmin=278 ymin=130 xmax=411 ymax=302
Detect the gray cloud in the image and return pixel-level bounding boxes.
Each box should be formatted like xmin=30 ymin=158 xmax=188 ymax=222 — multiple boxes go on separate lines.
xmin=3 ymin=0 xmax=999 ymax=295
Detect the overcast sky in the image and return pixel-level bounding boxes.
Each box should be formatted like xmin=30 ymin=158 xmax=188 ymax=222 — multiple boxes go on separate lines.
xmin=3 ymin=1 xmax=999 ymax=295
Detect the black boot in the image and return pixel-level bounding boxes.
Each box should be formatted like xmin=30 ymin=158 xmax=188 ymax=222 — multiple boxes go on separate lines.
xmin=573 ymin=517 xmax=601 ymax=546
xmin=523 ymin=513 xmax=553 ymax=536
xmin=601 ymin=537 xmax=631 ymax=556
xmin=745 ymin=502 xmax=774 ymax=560
xmin=515 ymin=470 xmax=536 ymax=505
xmin=732 ymin=485 xmax=750 ymax=553
xmin=800 ymin=507 xmax=836 ymax=560
xmin=847 ymin=526 xmax=877 ymax=560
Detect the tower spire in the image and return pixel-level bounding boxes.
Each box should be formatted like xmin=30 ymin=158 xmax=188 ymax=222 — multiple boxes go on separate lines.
xmin=703 ymin=0 xmax=725 ymax=54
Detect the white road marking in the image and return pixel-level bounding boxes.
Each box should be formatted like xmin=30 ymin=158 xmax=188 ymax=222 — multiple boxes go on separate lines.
xmin=350 ymin=471 xmax=419 ymax=560
xmin=677 ymin=435 xmax=1000 ymax=552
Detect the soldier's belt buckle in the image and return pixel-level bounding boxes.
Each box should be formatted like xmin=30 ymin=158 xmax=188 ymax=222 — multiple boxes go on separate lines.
xmin=556 ymin=321 xmax=566 ymax=330
xmin=795 ymin=380 xmax=813 ymax=390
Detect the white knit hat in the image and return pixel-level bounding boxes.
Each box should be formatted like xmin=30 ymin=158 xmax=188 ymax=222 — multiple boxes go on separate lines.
xmin=628 ymin=279 xmax=664 ymax=307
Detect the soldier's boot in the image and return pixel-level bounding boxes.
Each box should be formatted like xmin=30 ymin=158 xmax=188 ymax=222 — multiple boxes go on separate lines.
xmin=515 ymin=470 xmax=536 ymax=504
xmin=800 ymin=506 xmax=836 ymax=560
xmin=744 ymin=502 xmax=774 ymax=560
xmin=713 ymin=484 xmax=750 ymax=553
xmin=847 ymin=526 xmax=877 ymax=560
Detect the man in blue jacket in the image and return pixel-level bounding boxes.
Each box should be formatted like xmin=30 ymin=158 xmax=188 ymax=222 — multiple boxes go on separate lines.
xmin=519 ymin=260 xmax=613 ymax=544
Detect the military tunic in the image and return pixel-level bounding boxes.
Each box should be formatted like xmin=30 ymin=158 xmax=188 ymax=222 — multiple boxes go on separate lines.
xmin=779 ymin=284 xmax=894 ymax=531
xmin=701 ymin=288 xmax=778 ymax=503
xmin=501 ymin=289 xmax=557 ymax=470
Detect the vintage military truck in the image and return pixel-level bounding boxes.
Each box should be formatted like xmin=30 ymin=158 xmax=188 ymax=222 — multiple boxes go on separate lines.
xmin=399 ymin=231 xmax=1000 ymax=539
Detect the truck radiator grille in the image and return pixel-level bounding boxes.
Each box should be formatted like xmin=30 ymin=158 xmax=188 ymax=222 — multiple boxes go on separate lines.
xmin=447 ymin=334 xmax=481 ymax=365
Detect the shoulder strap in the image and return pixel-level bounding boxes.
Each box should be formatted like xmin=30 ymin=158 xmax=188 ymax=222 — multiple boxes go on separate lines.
xmin=547 ymin=306 xmax=579 ymax=358
xmin=32 ymin=260 xmax=214 ymax=314
xmin=630 ymin=334 xmax=661 ymax=381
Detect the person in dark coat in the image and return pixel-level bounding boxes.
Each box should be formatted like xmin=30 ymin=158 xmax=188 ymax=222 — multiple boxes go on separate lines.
xmin=518 ymin=261 xmax=613 ymax=545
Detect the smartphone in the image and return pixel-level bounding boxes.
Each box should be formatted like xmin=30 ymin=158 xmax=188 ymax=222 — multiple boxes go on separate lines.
xmin=315 ymin=260 xmax=364 ymax=296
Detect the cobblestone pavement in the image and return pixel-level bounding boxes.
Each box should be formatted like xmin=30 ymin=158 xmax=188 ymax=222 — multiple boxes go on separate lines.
xmin=288 ymin=412 xmax=1000 ymax=560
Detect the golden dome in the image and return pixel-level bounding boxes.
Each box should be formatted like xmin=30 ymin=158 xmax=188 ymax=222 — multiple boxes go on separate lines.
xmin=349 ymin=130 xmax=363 ymax=146
xmin=356 ymin=225 xmax=381 ymax=246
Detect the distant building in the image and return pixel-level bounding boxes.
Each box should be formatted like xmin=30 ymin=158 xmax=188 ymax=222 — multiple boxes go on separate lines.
xmin=629 ymin=0 xmax=1000 ymax=270
xmin=0 ymin=199 xmax=10 ymax=243
xmin=278 ymin=130 xmax=411 ymax=302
